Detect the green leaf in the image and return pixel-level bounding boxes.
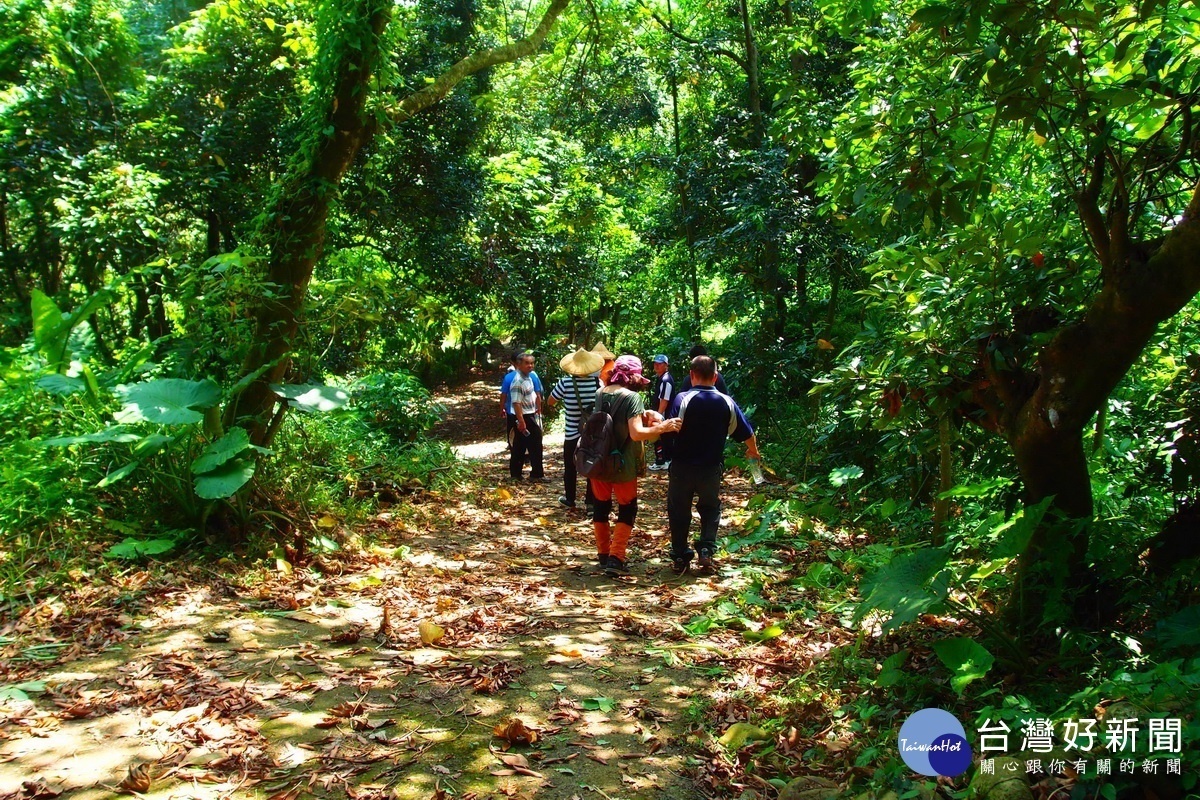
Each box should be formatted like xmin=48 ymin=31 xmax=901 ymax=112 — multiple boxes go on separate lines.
xmin=97 ymin=462 xmax=138 ymax=488
xmin=132 ymin=433 xmax=173 ymax=459
xmin=105 ymin=537 xmax=178 ymax=560
xmin=43 ymin=427 xmax=141 ymax=446
xmin=114 ymin=379 xmax=221 ymax=425
xmin=271 ymin=383 xmax=349 ymax=413
xmin=1156 ymin=605 xmax=1200 ymax=651
xmin=30 ymin=289 xmax=68 ymax=365
xmin=932 ymin=637 xmax=995 ymax=695
xmin=193 ymin=457 xmax=255 ymax=499
xmin=937 ymin=477 xmax=1013 ymax=499
xmin=36 ymin=374 xmax=85 ymax=395
xmin=742 ymin=623 xmax=785 ymax=642
xmin=192 ymin=427 xmax=251 ymax=474
xmin=876 ymin=649 xmax=909 ymax=688
xmin=0 ymin=680 xmax=46 ymax=701
xmin=829 ymin=465 xmax=864 ymax=486
xmin=581 ymin=697 xmax=616 ymax=712
xmin=854 ymin=547 xmax=950 ymax=632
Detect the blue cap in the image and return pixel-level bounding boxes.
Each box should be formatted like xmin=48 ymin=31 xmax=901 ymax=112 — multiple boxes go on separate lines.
xmin=653 ymin=354 xmax=669 ymax=363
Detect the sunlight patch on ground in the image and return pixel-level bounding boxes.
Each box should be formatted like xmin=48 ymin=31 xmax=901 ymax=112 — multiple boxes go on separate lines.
xmin=452 ymin=440 xmax=508 ymax=459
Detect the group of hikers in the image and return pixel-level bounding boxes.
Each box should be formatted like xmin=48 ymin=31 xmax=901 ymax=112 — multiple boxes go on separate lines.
xmin=498 ymin=342 xmax=760 ymax=577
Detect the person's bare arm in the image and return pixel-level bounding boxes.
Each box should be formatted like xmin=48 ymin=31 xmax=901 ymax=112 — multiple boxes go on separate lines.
xmin=629 ymin=413 xmax=680 ymax=442
xmin=743 ymin=434 xmax=760 ymax=460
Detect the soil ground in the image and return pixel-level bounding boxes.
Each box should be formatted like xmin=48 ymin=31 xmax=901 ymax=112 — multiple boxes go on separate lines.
xmin=0 ymin=376 xmax=807 ymax=800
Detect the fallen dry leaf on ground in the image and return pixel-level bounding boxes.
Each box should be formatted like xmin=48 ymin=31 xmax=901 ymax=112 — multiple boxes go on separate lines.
xmin=493 ymin=717 xmax=539 ymax=747
xmin=119 ymin=763 xmax=152 ymax=792
xmin=419 ymin=620 xmax=446 ymax=645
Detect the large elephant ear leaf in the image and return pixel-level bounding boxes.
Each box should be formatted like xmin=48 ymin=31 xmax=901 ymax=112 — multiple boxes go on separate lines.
xmin=114 ymin=379 xmax=221 ymax=425
xmin=271 ymin=383 xmax=349 ymax=413
xmin=194 ymin=458 xmax=256 ymax=499
xmin=192 ymin=428 xmax=253 ymax=475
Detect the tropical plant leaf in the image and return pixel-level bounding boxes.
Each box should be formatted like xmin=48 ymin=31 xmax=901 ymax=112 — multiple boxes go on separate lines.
xmin=854 ymin=547 xmax=950 ymax=632
xmin=193 ymin=457 xmax=255 ymax=499
xmin=96 ymin=462 xmax=138 ymax=488
xmin=30 ymin=289 xmax=68 ymax=365
xmin=114 ymin=379 xmax=221 ymax=425
xmin=44 ymin=427 xmax=141 ymax=446
xmin=36 ymin=374 xmax=85 ymax=395
xmin=132 ymin=433 xmax=173 ymax=458
xmin=829 ymin=465 xmax=864 ymax=486
xmin=271 ymin=383 xmax=350 ymax=413
xmin=191 ymin=427 xmax=251 ymax=474
xmin=932 ymin=636 xmax=995 ymax=695
xmin=1156 ymin=605 xmax=1200 ymax=651
xmin=991 ymin=497 xmax=1053 ymax=558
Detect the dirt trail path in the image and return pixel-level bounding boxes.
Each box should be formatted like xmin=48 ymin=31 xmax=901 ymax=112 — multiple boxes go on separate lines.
xmin=0 ymin=377 xmax=774 ymax=800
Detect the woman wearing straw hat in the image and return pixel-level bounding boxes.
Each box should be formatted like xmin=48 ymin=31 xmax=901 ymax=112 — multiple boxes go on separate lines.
xmin=547 ymin=349 xmax=604 ymax=513
xmin=591 ymin=341 xmax=616 ymax=385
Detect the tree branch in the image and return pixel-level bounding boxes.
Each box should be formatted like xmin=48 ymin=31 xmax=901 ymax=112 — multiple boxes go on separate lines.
xmin=1076 ymin=149 xmax=1110 ymax=270
xmin=649 ymin=10 xmax=748 ymax=72
xmin=389 ymin=0 xmax=571 ymax=126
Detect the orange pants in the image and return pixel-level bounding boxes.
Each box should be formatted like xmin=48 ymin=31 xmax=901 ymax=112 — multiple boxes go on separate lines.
xmin=590 ymin=479 xmax=638 ymax=560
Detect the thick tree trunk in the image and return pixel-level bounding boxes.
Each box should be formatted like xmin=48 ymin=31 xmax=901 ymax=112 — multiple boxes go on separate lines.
xmin=225 ymin=0 xmax=392 ymax=442
xmin=206 ymin=208 xmax=221 ymax=258
xmin=989 ymin=181 xmax=1200 ymax=630
xmin=738 ymin=0 xmax=763 ymax=147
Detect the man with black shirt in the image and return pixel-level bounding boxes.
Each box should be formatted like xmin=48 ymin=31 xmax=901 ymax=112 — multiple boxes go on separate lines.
xmin=677 ymin=344 xmax=730 ymax=395
xmin=665 ymin=355 xmax=759 ymax=574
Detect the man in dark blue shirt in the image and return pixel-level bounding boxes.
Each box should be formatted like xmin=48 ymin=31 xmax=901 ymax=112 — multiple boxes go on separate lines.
xmin=665 ymin=355 xmax=759 ymax=574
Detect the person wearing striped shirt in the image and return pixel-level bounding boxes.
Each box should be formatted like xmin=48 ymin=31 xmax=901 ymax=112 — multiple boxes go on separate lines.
xmin=548 ymin=348 xmax=604 ymax=511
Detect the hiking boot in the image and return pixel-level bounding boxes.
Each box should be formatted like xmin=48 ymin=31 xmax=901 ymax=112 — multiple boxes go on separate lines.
xmin=596 ymin=552 xmax=609 ymax=566
xmin=528 ymin=475 xmax=549 ymax=484
xmin=670 ymin=558 xmax=689 ymax=576
xmin=558 ymin=495 xmax=576 ymax=509
xmin=697 ymin=548 xmax=715 ymax=570
xmin=604 ymin=556 xmax=629 ymax=576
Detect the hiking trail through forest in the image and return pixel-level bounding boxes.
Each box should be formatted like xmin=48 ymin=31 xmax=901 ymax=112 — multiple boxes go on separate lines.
xmin=0 ymin=375 xmax=849 ymax=800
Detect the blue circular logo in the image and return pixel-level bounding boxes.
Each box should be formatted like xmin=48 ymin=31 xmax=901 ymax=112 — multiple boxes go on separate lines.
xmin=898 ymin=708 xmax=973 ymax=777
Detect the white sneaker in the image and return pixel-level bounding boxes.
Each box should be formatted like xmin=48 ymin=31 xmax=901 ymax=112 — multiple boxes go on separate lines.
xmin=649 ymin=461 xmax=670 ymax=472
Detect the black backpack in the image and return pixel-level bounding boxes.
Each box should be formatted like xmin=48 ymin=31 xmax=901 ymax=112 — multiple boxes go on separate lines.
xmin=574 ymin=388 xmax=623 ymax=480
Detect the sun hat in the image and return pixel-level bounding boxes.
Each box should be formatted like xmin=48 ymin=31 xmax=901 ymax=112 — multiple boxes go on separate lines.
xmin=653 ymin=354 xmax=669 ymax=364
xmin=560 ymin=348 xmax=605 ymax=377
xmin=608 ymin=355 xmax=651 ymax=388
xmin=590 ymin=341 xmax=616 ymax=361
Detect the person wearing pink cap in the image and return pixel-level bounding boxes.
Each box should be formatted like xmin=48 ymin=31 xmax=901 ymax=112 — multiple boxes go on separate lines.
xmin=590 ymin=355 xmax=681 ymax=575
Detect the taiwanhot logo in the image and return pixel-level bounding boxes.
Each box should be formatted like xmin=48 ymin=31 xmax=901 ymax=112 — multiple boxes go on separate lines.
xmin=897 ymin=708 xmax=973 ymax=777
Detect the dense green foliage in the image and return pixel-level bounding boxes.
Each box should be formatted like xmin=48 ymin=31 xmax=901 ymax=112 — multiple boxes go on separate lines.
xmin=2 ymin=0 xmax=1198 ymax=795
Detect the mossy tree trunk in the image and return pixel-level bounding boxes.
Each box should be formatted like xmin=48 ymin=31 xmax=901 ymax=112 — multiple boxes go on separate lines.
xmin=227 ymin=0 xmax=571 ymax=445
